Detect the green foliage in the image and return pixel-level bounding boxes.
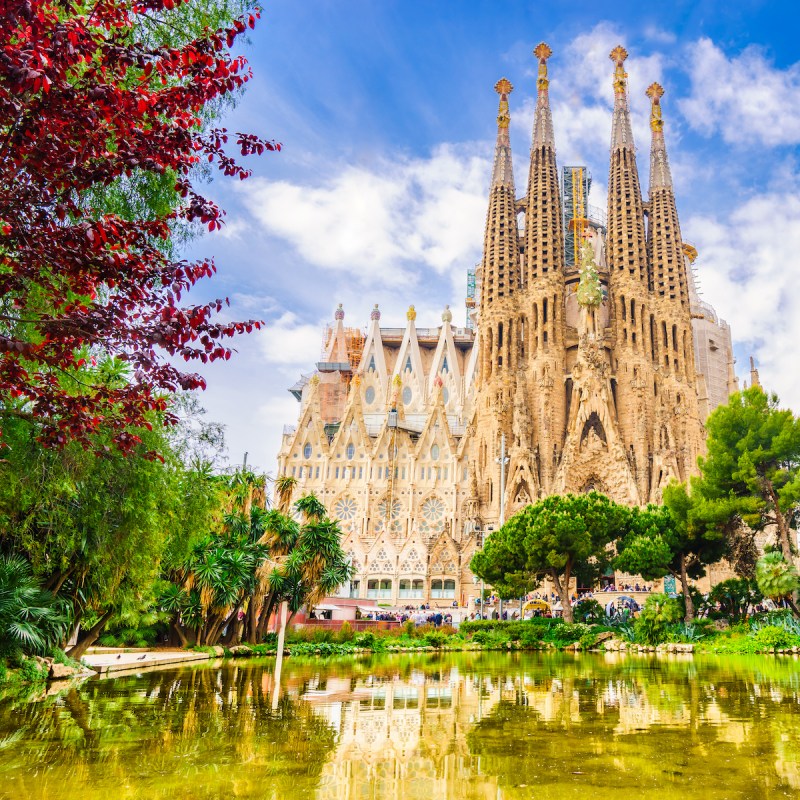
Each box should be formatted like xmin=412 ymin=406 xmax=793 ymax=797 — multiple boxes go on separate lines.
xmin=708 ymin=578 xmax=762 ymax=621
xmin=634 ymin=593 xmax=683 ymax=645
xmin=755 ymin=552 xmax=800 ymax=603
xmin=753 ymin=611 xmax=800 ymax=636
xmin=0 ymin=555 xmax=69 ymax=658
xmin=423 ymin=630 xmax=448 ymax=649
xmin=336 ymin=622 xmax=354 ymax=643
xmin=614 ymin=484 xmax=726 ymax=621
xmin=695 ymin=387 xmax=800 ymax=559
xmin=752 ymin=625 xmax=796 ymax=651
xmin=573 ymin=598 xmax=604 ymax=623
xmin=0 ymin=411 xmax=224 ymax=657
xmin=16 ymin=656 xmax=48 ymax=685
xmin=472 ymin=492 xmax=629 ymax=622
xmin=354 ymin=632 xmax=377 ymax=649
xmin=665 ymin=622 xmax=707 ymax=643
xmin=459 ymin=619 xmax=561 ymax=637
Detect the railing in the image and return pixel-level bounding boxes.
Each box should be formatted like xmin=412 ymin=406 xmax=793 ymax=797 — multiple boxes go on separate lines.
xmin=366 ymin=588 xmax=393 ymax=600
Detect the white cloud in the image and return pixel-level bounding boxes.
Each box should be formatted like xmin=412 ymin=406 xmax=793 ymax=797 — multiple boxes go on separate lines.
xmin=258 ymin=311 xmax=325 ymax=366
xmin=680 ymin=38 xmax=800 ymax=146
xmin=237 ymin=143 xmax=488 ymax=289
xmin=683 ymin=188 xmax=800 ymax=410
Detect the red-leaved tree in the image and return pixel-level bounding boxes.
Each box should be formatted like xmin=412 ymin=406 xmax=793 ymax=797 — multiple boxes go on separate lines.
xmin=0 ymin=0 xmax=276 ymax=451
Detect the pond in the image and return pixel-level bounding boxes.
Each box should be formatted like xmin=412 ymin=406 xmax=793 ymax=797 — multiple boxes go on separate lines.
xmin=1 ymin=652 xmax=799 ymax=799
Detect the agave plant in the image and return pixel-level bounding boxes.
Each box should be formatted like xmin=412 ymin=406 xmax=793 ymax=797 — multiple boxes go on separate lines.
xmin=0 ymin=555 xmax=69 ymax=657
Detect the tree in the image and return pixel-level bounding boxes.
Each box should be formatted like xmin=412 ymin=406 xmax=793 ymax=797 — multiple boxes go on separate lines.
xmin=614 ymin=483 xmax=726 ymax=622
xmin=755 ymin=551 xmax=800 ymax=616
xmin=695 ymin=387 xmax=800 ymax=564
xmin=0 ymin=0 xmax=276 ymax=451
xmin=471 ymin=492 xmax=629 ymax=623
xmin=162 ymin=491 xmax=352 ymax=646
xmin=707 ymin=578 xmax=761 ymax=622
xmin=0 ymin=407 xmax=224 ymax=658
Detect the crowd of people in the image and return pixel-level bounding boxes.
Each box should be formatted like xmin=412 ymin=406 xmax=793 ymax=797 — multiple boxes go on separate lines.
xmin=357 ymin=605 xmax=456 ymax=627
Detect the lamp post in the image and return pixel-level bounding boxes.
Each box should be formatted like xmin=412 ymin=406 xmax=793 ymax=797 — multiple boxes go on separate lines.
xmin=496 ymin=433 xmax=509 ymax=619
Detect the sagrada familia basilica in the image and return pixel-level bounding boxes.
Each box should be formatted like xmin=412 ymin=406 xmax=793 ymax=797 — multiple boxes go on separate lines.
xmin=277 ymin=45 xmax=739 ymax=606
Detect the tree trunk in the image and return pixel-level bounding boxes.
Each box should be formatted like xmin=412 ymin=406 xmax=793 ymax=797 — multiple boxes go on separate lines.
xmin=66 ymin=608 xmax=114 ymax=661
xmin=45 ymin=565 xmax=75 ymax=595
xmin=679 ymin=554 xmax=694 ymax=623
xmin=255 ymin=593 xmax=278 ymax=642
xmin=172 ymin=622 xmax=189 ymax=648
xmin=552 ymin=568 xmax=573 ymax=624
xmin=766 ymin=482 xmax=794 ymax=562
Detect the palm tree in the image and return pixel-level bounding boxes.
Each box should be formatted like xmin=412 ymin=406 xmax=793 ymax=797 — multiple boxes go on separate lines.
xmin=756 ymin=551 xmax=800 ymax=615
xmin=274 ymin=475 xmax=298 ymax=515
xmin=0 ymin=555 xmax=69 ymax=657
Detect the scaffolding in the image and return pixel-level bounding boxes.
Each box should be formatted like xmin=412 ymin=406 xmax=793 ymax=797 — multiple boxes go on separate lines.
xmin=465 ymin=268 xmax=477 ymax=328
xmin=320 ymin=325 xmax=365 ymax=371
xmin=562 ymin=166 xmax=591 ymax=267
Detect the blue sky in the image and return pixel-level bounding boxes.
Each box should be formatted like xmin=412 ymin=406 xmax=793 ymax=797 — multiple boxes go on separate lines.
xmin=184 ymin=0 xmax=800 ymax=473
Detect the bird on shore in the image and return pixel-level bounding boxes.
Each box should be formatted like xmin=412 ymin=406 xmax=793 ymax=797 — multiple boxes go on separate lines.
xmin=116 ymin=654 xmax=121 ymax=659
xmin=137 ymin=654 xmax=147 ymax=661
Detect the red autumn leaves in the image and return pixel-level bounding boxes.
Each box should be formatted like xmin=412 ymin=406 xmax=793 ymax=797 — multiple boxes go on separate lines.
xmin=0 ymin=0 xmax=277 ymax=451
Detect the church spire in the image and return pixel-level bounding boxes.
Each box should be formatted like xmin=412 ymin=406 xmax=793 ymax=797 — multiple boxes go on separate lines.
xmin=646 ymin=83 xmax=688 ymax=307
xmin=532 ymin=42 xmax=555 ymax=149
xmin=491 ymin=78 xmax=515 ymax=189
xmin=524 ymin=42 xmax=564 ymax=287
xmin=478 ymin=78 xmax=520 ymax=313
xmin=610 ymin=45 xmax=635 ymax=151
xmin=646 ymin=82 xmax=672 ymax=190
xmin=606 ymin=45 xmax=648 ymax=288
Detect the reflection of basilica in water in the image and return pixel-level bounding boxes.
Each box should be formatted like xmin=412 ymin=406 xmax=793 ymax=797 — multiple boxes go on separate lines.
xmin=296 ymin=654 xmax=800 ymax=799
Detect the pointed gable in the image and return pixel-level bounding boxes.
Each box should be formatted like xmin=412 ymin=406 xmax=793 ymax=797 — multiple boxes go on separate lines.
xmin=391 ymin=305 xmax=426 ymax=410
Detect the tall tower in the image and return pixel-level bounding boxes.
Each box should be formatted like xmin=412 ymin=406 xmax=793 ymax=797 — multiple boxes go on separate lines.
xmin=605 ymin=46 xmax=652 ymax=500
xmin=645 ymin=82 xmax=704 ymax=495
xmin=473 ymin=78 xmax=522 ymax=519
xmin=518 ymin=42 xmax=567 ymax=497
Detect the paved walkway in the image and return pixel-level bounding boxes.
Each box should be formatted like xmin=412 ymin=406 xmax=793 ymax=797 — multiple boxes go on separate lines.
xmin=83 ymin=649 xmax=213 ymax=676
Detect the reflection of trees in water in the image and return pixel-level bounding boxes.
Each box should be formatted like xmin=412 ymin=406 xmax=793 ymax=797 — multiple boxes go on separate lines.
xmin=466 ymin=653 xmax=800 ymax=797
xmin=0 ymin=662 xmax=337 ymax=800
xmin=3 ymin=654 xmax=800 ymax=798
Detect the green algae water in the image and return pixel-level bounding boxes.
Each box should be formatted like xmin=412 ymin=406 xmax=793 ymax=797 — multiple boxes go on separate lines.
xmin=2 ymin=652 xmax=799 ymax=799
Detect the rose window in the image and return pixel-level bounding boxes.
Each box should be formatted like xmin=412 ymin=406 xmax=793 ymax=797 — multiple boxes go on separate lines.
xmin=333 ymin=496 xmax=358 ymax=533
xmin=375 ymin=498 xmax=403 ymax=534
xmin=419 ymin=497 xmax=446 ymax=535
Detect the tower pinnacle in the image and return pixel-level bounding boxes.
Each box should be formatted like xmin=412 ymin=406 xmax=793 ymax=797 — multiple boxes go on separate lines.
xmin=490 ymin=78 xmax=515 ymax=188
xmin=647 ymin=81 xmax=689 ymax=308
xmin=609 ymin=45 xmax=634 ymax=150
xmin=646 ymin=82 xmax=673 ymax=190
xmin=532 ymin=42 xmax=555 ymax=149
xmin=534 ymin=42 xmax=552 ymax=90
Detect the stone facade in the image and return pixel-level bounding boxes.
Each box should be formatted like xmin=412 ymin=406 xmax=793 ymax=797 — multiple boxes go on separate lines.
xmin=277 ymin=44 xmax=737 ymax=606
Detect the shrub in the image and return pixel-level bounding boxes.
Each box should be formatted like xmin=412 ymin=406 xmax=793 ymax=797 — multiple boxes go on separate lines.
xmin=634 ymin=594 xmax=682 ymax=645
xmin=665 ymin=622 xmax=707 ymax=643
xmin=573 ymin=599 xmax=604 ymax=623
xmin=336 ymin=622 xmax=355 ymax=643
xmin=354 ymin=632 xmax=376 ymax=649
xmin=752 ymin=625 xmax=795 ymax=651
xmin=0 ymin=555 xmax=70 ymax=658
xmin=423 ymin=630 xmax=448 ymax=649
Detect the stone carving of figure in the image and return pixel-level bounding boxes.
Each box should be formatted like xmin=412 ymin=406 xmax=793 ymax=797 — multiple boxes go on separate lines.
xmin=587 ymin=226 xmax=606 ymax=270
xmin=576 ymin=241 xmax=604 ymax=341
